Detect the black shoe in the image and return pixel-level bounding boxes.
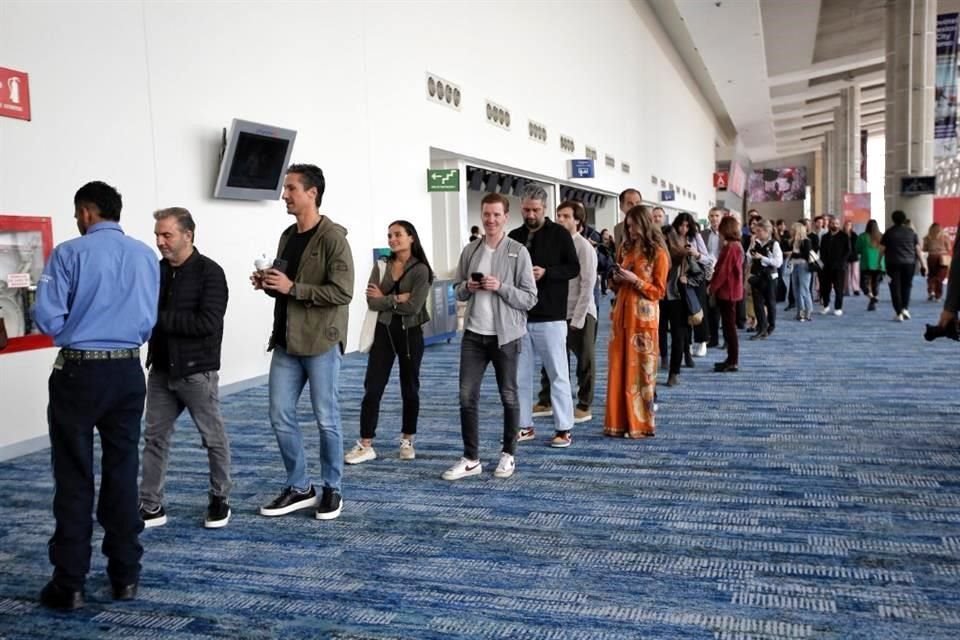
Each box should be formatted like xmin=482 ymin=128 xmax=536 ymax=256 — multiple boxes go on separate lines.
xmin=766 ymin=325 xmax=774 ymax=335
xmin=666 ymin=374 xmax=679 ymax=387
xmin=749 ymin=331 xmax=768 ymax=340
xmin=205 ymin=495 xmax=231 ymax=529
xmin=784 ymin=305 xmax=794 ymax=312
xmin=683 ymin=351 xmax=695 ymax=368
xmin=39 ymin=581 xmax=84 ymax=610
xmin=259 ymin=485 xmax=318 ymax=517
xmin=706 ymin=341 xmax=720 ymax=348
xmin=713 ymin=361 xmax=729 ymax=371
xmin=745 ymin=326 xmax=756 ymax=333
xmin=867 ymin=299 xmax=877 ymax=311
xmin=720 ymin=363 xmax=739 ymax=372
xmin=111 ymin=581 xmax=138 ymax=601
xmin=140 ymin=503 xmax=167 ymax=528
xmin=315 ymin=487 xmax=343 ymax=521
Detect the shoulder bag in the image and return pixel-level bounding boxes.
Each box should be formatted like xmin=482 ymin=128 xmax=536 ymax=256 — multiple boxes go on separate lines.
xmin=358 ymin=260 xmax=387 ymax=353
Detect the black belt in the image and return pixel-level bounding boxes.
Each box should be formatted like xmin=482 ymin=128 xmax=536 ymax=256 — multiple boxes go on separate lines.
xmin=60 ymin=348 xmax=140 ymax=361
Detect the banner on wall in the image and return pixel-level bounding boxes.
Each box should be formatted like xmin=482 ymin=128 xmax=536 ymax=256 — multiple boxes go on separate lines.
xmin=729 ymin=162 xmax=747 ymax=198
xmin=842 ymin=193 xmax=871 ymax=226
xmin=747 ymin=167 xmax=807 ymax=202
xmin=935 ymin=13 xmax=959 ymax=160
xmin=934 ymin=197 xmax=960 ymax=246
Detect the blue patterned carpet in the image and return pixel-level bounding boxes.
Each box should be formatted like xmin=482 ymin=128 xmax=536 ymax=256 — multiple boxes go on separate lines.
xmin=1 ymin=280 xmax=959 ymax=639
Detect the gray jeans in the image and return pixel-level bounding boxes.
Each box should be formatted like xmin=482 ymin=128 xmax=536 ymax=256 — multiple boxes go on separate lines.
xmin=140 ymin=370 xmax=232 ymax=509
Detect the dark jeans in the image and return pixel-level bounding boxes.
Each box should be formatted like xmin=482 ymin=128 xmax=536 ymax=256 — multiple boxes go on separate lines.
xmin=861 ymin=269 xmax=882 ymax=300
xmin=458 ymin=331 xmax=520 ymax=460
xmin=360 ymin=317 xmax=424 ymax=439
xmin=706 ymin=292 xmax=721 ymax=346
xmin=887 ymin=263 xmax=916 ymax=314
xmin=47 ymin=356 xmax=145 ymax=591
xmin=750 ymin=275 xmax=777 ymax=333
xmin=820 ymin=266 xmax=846 ymax=310
xmin=538 ymin=315 xmax=597 ymax=410
xmin=659 ymin=299 xmax=688 ymax=375
xmin=718 ymin=299 xmax=739 ymax=366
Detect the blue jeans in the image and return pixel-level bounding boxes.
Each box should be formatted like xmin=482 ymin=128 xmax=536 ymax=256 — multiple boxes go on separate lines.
xmin=518 ymin=320 xmax=574 ymax=431
xmin=791 ymin=261 xmax=813 ymax=315
xmin=268 ymin=346 xmax=344 ymax=493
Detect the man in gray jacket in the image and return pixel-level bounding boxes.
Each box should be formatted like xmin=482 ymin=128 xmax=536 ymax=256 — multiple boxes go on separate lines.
xmin=443 ymin=192 xmax=537 ymax=481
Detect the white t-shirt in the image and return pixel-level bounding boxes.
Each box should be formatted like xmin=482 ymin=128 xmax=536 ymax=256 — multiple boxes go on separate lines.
xmin=466 ymin=245 xmax=497 ymax=335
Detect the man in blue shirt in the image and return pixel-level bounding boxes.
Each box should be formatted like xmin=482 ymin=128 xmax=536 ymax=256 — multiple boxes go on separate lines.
xmin=32 ymin=181 xmax=159 ymax=610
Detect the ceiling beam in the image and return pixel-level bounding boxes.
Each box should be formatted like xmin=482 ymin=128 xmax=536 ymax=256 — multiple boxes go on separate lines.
xmin=861 ymin=113 xmax=885 ymax=127
xmin=777 ymin=123 xmax=835 ymax=141
xmin=774 ymin=112 xmax=835 ymax=131
xmin=770 ymin=70 xmax=886 ymax=107
xmin=861 ymin=86 xmax=884 ymax=102
xmin=767 ymin=49 xmax=886 ymax=87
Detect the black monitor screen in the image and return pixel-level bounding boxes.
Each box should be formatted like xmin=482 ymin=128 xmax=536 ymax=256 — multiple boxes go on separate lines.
xmin=226 ymin=132 xmax=290 ymax=190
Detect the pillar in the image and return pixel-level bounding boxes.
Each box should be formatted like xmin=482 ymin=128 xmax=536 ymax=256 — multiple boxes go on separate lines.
xmin=884 ymin=0 xmax=936 ymax=230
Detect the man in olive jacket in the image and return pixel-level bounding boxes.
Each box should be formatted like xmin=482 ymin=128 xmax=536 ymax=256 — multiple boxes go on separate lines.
xmin=253 ymin=164 xmax=354 ymax=521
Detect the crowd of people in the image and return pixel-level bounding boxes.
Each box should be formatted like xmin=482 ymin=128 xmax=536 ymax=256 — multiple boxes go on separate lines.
xmin=29 ymin=167 xmax=959 ymax=611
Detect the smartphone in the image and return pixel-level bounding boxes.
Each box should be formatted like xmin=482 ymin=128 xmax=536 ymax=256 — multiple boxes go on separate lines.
xmin=470 ymin=272 xmax=484 ymax=283
xmin=272 ymin=258 xmax=289 ymax=272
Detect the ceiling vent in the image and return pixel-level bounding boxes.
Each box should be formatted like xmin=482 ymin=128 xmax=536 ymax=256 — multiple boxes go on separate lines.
xmin=425 ymin=73 xmax=461 ymax=110
xmin=560 ymin=135 xmax=575 ymax=153
xmin=485 ymin=100 xmax=511 ymax=130
xmin=528 ymin=120 xmax=547 ymax=143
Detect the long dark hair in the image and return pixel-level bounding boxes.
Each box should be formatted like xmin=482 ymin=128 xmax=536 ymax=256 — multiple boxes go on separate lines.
xmin=388 ymin=220 xmax=435 ymax=283
xmin=865 ymin=219 xmax=882 ymax=247
xmin=622 ymin=205 xmax=665 ymax=263
xmin=672 ymin=211 xmax=698 ymax=240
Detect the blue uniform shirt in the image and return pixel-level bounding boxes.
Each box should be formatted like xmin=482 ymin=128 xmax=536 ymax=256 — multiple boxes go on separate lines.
xmin=33 ymin=221 xmax=160 ymax=349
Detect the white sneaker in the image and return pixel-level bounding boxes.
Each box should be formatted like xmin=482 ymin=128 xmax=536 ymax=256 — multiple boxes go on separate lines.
xmin=517 ymin=427 xmax=536 ymax=442
xmin=399 ymin=438 xmax=415 ymax=460
xmin=344 ymin=441 xmax=376 ymax=465
xmin=895 ymin=312 xmax=904 ymax=322
xmin=820 ymin=305 xmax=832 ymax=315
xmin=493 ymin=452 xmax=515 ymax=478
xmin=901 ymin=309 xmax=911 ymax=320
xmin=694 ymin=342 xmax=707 ymax=357
xmin=442 ymin=457 xmax=482 ymax=480
xmin=833 ymin=309 xmax=843 ymax=316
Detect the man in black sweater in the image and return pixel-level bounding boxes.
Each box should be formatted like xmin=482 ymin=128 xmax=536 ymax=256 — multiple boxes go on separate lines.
xmin=140 ymin=208 xmax=232 ymax=529
xmin=509 ymin=184 xmax=580 ymax=447
xmin=818 ymin=215 xmax=850 ymax=316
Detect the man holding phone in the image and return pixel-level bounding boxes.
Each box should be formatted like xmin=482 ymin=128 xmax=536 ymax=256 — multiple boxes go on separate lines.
xmin=251 ymin=164 xmax=354 ymax=520
xmin=443 ymin=192 xmax=537 ymax=481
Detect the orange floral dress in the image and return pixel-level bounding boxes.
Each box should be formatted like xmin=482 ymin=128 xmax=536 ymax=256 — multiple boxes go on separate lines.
xmin=604 ymin=245 xmax=669 ymax=438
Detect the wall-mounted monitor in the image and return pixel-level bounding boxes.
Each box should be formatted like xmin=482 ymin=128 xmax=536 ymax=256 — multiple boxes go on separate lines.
xmin=214 ymin=118 xmax=297 ymax=200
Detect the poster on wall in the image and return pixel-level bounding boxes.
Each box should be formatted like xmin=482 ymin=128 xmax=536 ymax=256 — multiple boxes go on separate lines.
xmin=729 ymin=162 xmax=747 ymax=198
xmin=935 ymin=13 xmax=959 ymax=161
xmin=0 ymin=67 xmax=31 ymax=121
xmin=842 ymin=193 xmax=871 ymax=228
xmin=0 ymin=215 xmax=54 ymax=354
xmin=934 ymin=197 xmax=960 ymax=246
xmin=747 ymin=168 xmax=807 ymax=202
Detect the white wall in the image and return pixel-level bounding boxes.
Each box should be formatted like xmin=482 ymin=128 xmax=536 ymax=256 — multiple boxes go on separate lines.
xmin=0 ymin=0 xmax=721 ymax=454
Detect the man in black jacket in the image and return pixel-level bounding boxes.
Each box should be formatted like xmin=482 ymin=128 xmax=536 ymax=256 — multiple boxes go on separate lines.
xmin=509 ymin=184 xmax=580 ymax=447
xmin=139 ymin=208 xmax=232 ymax=529
xmin=818 ymin=216 xmax=850 ymax=316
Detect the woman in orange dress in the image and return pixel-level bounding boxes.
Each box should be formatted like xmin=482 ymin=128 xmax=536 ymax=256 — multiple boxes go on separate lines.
xmin=604 ymin=205 xmax=669 ymax=439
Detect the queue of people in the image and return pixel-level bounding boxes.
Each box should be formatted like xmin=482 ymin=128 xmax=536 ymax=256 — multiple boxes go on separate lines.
xmin=29 ymin=170 xmax=953 ymax=612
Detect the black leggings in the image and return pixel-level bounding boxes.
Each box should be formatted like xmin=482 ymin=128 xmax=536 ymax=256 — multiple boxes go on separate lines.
xmin=359 ymin=316 xmax=424 ymax=439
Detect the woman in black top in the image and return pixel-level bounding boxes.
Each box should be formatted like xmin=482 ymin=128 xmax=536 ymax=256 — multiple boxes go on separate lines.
xmin=880 ymin=210 xmax=925 ymax=321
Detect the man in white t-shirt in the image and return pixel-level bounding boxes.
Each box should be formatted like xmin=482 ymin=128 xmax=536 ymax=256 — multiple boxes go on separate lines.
xmin=442 ymin=193 xmax=537 ymax=481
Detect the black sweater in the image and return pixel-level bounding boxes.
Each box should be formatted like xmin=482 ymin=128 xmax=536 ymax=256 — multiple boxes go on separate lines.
xmin=508 ymin=219 xmax=580 ymax=322
xmin=819 ymin=231 xmax=850 ymax=269
xmin=147 ymin=249 xmax=229 ymax=379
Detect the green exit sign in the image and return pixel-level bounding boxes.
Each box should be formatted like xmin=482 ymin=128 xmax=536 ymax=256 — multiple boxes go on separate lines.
xmin=427 ymin=169 xmax=460 ymax=192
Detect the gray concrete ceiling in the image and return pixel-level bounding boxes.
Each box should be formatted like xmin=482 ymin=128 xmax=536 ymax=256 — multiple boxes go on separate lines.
xmin=648 ymin=0 xmax=896 ymax=162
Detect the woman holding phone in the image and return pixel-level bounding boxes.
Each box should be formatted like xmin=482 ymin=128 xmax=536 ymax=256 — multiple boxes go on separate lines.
xmin=604 ymin=205 xmax=668 ymax=439
xmin=346 ymin=221 xmax=434 ymax=464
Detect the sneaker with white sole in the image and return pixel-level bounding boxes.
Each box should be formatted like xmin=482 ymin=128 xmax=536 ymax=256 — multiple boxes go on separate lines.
xmin=573 ymin=407 xmax=592 ymax=423
xmin=399 ymin=438 xmax=415 ymax=460
xmin=895 ymin=312 xmax=904 ymax=322
xmin=833 ymin=309 xmax=843 ymax=316
xmin=531 ymin=403 xmax=553 ymax=417
xmin=901 ymin=309 xmax=911 ymax=320
xmin=259 ymin=485 xmax=318 ymax=517
xmin=315 ymin=486 xmax=343 ymax=520
xmin=344 ymin=441 xmax=376 ymax=465
xmin=493 ymin=452 xmax=515 ymax=479
xmin=140 ymin=504 xmax=167 ymax=528
xmin=550 ymin=431 xmax=572 ymax=448
xmin=820 ymin=305 xmax=832 ymax=315
xmin=442 ymin=457 xmax=482 ymax=481
xmin=204 ymin=495 xmax=230 ymax=529
xmin=517 ymin=427 xmax=536 ymax=442
xmin=694 ymin=342 xmax=707 ymax=357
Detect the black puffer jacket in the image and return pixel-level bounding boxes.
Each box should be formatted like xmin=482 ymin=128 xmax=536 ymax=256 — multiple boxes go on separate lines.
xmin=147 ymin=249 xmax=228 ymax=379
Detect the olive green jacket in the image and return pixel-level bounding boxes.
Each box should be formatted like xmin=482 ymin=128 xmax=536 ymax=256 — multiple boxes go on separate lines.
xmin=269 ymin=216 xmax=354 ymax=355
